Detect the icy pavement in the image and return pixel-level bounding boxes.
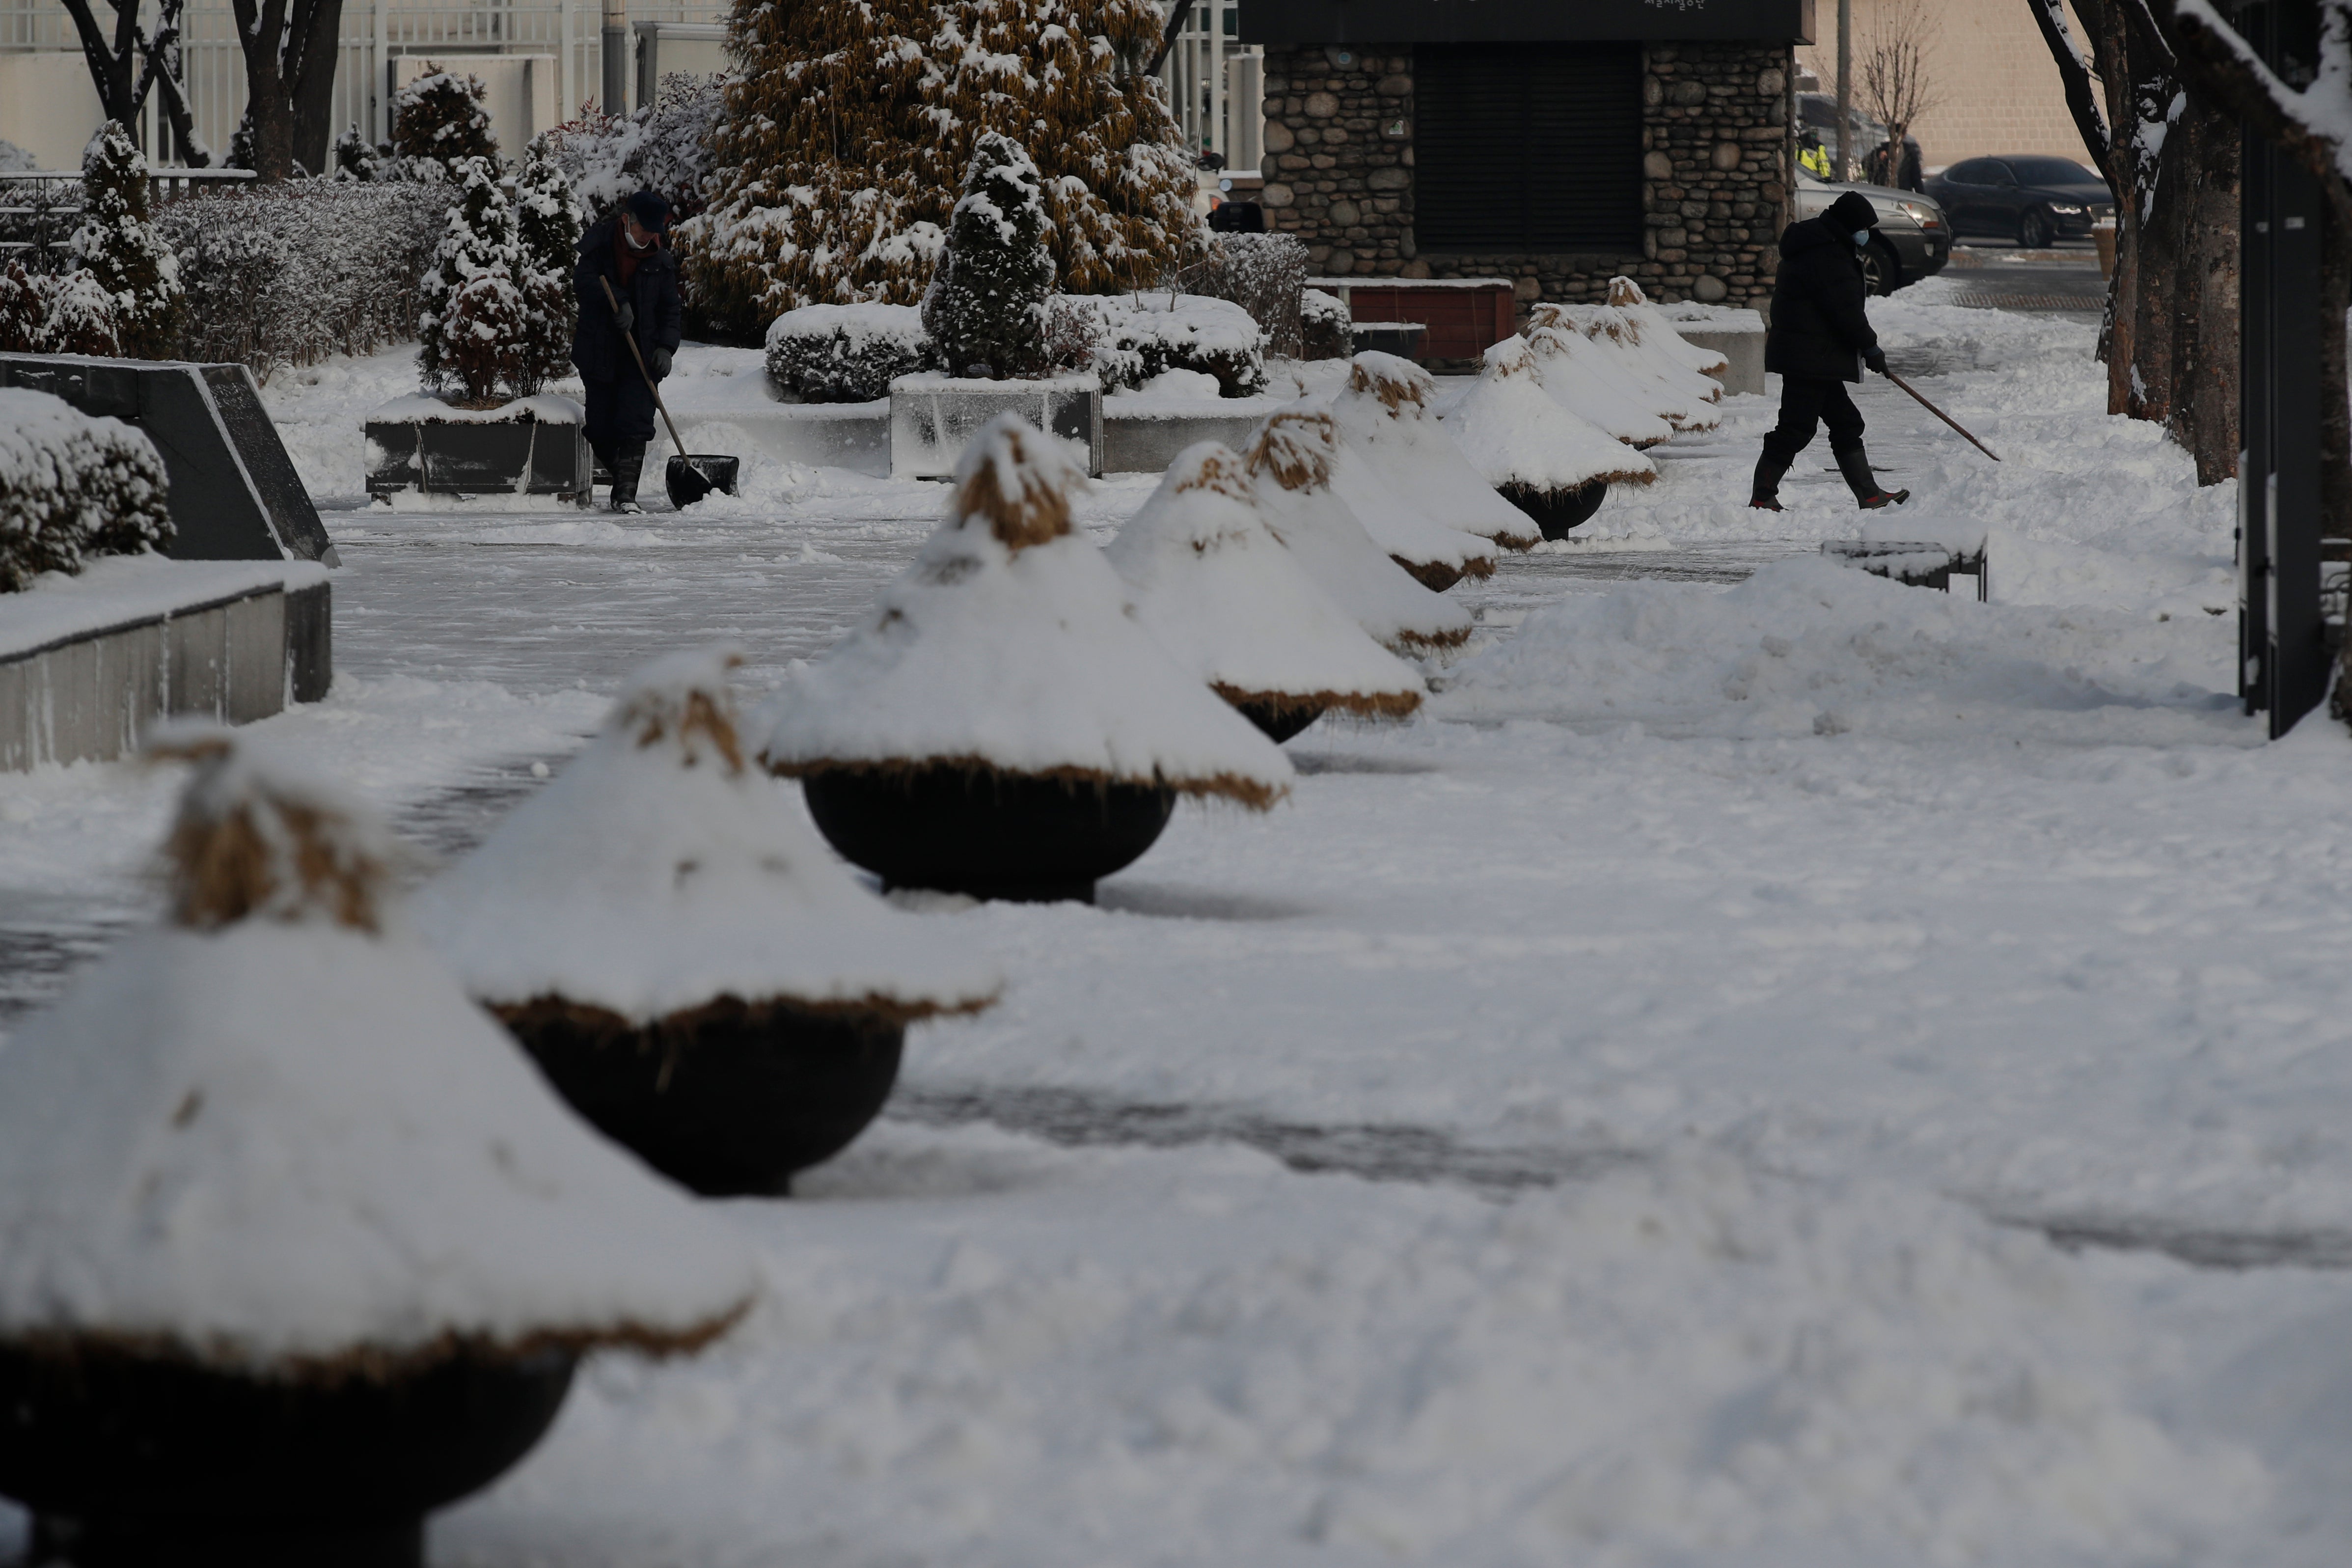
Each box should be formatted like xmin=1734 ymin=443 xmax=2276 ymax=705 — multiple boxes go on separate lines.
xmin=6 ymin=299 xmax=2352 ymax=1567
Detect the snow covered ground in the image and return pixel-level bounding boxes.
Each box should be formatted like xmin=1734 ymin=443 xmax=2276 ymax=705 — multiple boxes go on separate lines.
xmin=5 ymin=281 xmax=2352 ymax=1566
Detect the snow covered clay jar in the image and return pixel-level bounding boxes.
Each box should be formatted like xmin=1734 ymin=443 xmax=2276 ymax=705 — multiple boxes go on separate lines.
xmin=1107 ymin=440 xmax=1425 ymax=744
xmin=0 ymin=730 xmax=754 ymax=1568
xmin=758 ymin=413 xmax=1295 ymax=902
xmin=419 ymin=649 xmax=1002 ymax=1196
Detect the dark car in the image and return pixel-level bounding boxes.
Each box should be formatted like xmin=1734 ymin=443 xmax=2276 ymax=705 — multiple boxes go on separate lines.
xmin=1796 ymin=93 xmax=1922 ymax=190
xmin=1924 ymin=156 xmax=2114 ymax=248
xmin=1793 ymin=174 xmax=1952 ymax=296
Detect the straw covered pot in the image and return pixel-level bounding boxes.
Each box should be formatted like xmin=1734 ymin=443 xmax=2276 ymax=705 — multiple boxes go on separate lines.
xmin=1323 ymin=352 xmax=1531 ymax=589
xmin=419 ymin=649 xmax=1002 ymax=1194
xmin=759 ymin=413 xmax=1294 ymax=902
xmin=1446 ymin=335 xmax=1658 ymax=541
xmin=0 ymin=730 xmax=754 ymax=1568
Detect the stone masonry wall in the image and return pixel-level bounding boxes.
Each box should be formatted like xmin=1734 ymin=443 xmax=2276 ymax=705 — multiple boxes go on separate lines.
xmin=1258 ymin=41 xmax=1794 ymax=310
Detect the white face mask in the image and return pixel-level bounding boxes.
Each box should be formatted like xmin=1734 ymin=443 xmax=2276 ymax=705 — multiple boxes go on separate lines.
xmin=1853 ymin=229 xmax=1872 ymax=247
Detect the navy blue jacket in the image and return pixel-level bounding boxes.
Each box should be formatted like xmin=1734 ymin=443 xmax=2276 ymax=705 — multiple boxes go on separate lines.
xmin=571 ymin=216 xmax=682 ymax=385
xmin=1764 ymin=214 xmax=1880 ymax=384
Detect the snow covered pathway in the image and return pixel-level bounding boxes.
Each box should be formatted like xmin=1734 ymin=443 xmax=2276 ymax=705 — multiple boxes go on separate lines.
xmin=6 ymin=292 xmax=2352 ymax=1566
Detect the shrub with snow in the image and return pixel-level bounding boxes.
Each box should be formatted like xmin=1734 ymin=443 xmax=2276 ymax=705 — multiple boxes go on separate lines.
xmin=1446 ymin=334 xmax=1657 ymax=501
xmin=1078 ymin=292 xmax=1267 ymax=396
xmin=418 ymin=157 xmax=531 ymax=403
xmin=683 ymin=0 xmax=1203 ymax=335
xmin=545 ymin=75 xmax=724 ymax=227
xmin=71 ymin=121 xmax=183 ymax=358
xmin=1324 ymin=352 xmax=1525 ymax=580
xmin=1300 ymin=287 xmax=1352 ymax=360
xmin=923 ymin=134 xmax=1056 ymax=380
xmin=758 ymin=413 xmax=1292 ymax=808
xmin=765 ymin=302 xmax=933 ymax=403
xmin=331 ymin=124 xmax=389 ymax=182
xmin=0 ymin=388 xmax=172 ymax=593
xmin=0 ymin=727 xmax=755 ymax=1371
xmin=1241 ymin=410 xmax=1474 ymax=654
xmin=1180 ymin=232 xmax=1308 ymax=358
xmin=514 ymin=140 xmax=583 ymax=396
xmin=0 ymin=261 xmax=119 ymax=357
xmin=391 ymin=68 xmax=498 ymax=183
xmin=1106 ymin=441 xmax=1425 ymax=732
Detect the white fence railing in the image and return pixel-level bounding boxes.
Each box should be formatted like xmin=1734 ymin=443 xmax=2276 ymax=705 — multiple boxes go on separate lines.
xmin=1156 ymin=0 xmax=1262 ymax=172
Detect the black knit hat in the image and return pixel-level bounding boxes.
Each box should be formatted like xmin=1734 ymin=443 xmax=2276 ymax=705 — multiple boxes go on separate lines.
xmin=1827 ymin=191 xmax=1880 ymax=231
xmin=625 ymin=189 xmax=672 ymax=235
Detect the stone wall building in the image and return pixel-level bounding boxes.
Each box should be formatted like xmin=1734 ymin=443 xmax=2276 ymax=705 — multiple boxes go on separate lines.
xmin=1242 ymin=1 xmax=1817 ymax=311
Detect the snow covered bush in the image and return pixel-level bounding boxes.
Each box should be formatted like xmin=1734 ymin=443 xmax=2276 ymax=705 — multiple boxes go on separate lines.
xmin=71 ymin=121 xmax=183 ymax=358
xmin=546 ymin=75 xmax=724 ymax=226
xmin=1077 ymin=293 xmax=1267 ymax=396
xmin=418 ymin=157 xmax=532 ymax=403
xmin=332 ymin=124 xmax=389 ymax=182
xmin=0 ymin=262 xmax=120 ymax=357
xmin=156 ymin=182 xmax=443 ymax=379
xmin=514 ymin=140 xmax=583 ymax=395
xmin=922 ymin=134 xmax=1056 ymax=380
xmin=1179 ymin=232 xmax=1307 ymax=358
xmin=392 ymin=68 xmax=498 ymax=182
xmin=765 ymin=303 xmax=932 ymax=402
xmin=1300 ymin=287 xmax=1352 ymax=361
xmin=0 ymin=388 xmax=172 ymax=592
xmin=684 ymin=0 xmax=1204 ymax=335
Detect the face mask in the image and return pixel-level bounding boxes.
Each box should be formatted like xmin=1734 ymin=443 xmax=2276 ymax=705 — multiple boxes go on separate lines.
xmin=1853 ymin=229 xmax=1872 ymax=247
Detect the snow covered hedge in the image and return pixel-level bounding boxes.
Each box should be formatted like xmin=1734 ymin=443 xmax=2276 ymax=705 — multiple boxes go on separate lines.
xmin=1300 ymin=288 xmax=1352 ymax=361
xmin=1179 ymin=233 xmax=1307 ymax=359
xmin=0 ymin=388 xmax=172 ymax=592
xmin=154 ymin=182 xmax=445 ymax=380
xmin=546 ymin=75 xmax=723 ymax=227
xmin=1078 ymin=294 xmax=1267 ymax=396
xmin=766 ymin=303 xmax=931 ymax=403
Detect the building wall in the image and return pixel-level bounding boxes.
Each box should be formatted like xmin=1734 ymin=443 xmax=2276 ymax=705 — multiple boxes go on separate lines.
xmin=1797 ymin=0 xmax=2097 ymax=170
xmin=1257 ymin=40 xmax=1792 ymax=309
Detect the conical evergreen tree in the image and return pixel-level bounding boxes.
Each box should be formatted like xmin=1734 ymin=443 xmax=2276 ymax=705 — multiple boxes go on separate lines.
xmin=514 ymin=138 xmax=583 ymax=395
xmin=392 ymin=68 xmax=499 ymax=183
xmin=70 ymin=121 xmax=182 ymax=358
xmin=418 ymin=157 xmax=528 ymax=403
xmin=684 ymin=0 xmax=1203 ymax=336
xmin=924 ymin=134 xmax=1055 ymax=379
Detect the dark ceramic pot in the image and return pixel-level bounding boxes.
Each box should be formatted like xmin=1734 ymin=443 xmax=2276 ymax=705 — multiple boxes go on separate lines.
xmin=1498 ymin=479 xmax=1608 ymax=541
xmin=495 ymin=997 xmax=904 ymax=1196
xmin=0 ymin=1341 xmax=574 ymax=1568
xmin=802 ymin=766 xmax=1177 ymax=903
xmin=1230 ymin=696 xmax=1325 ymax=744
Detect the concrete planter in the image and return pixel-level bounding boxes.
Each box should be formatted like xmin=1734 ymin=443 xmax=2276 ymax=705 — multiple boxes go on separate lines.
xmin=888 ymin=374 xmax=1103 ymax=480
xmin=649 ymin=400 xmax=892 ymax=478
xmin=364 ymin=396 xmax=592 ymax=502
xmin=0 ymin=560 xmax=332 ymax=772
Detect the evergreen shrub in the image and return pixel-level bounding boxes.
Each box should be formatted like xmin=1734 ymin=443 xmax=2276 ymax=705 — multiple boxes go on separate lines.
xmin=546 ymin=76 xmax=723 ymax=225
xmin=1301 ymin=288 xmax=1353 ymax=360
xmin=0 ymin=388 xmax=173 ymax=593
xmin=392 ymin=69 xmax=499 ymax=182
xmin=922 ymin=134 xmax=1055 ymax=379
xmin=418 ymin=158 xmax=532 ymax=403
xmin=764 ymin=303 xmax=932 ymax=402
xmin=68 ymin=122 xmax=183 ymax=358
xmin=514 ymin=140 xmax=583 ymax=395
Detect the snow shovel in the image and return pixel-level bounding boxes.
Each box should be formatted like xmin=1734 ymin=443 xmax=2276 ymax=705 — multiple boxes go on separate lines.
xmin=599 ymin=276 xmax=739 ymax=508
xmin=1880 ymin=366 xmax=2002 ymax=463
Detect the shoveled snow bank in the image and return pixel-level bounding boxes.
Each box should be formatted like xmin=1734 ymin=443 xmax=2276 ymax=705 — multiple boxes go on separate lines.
xmin=0 ymin=730 xmax=754 ymax=1371
xmin=1325 ymin=352 xmax=1532 ymax=560
xmin=1444 ymin=335 xmax=1658 ymax=495
xmin=419 ymin=647 xmax=1002 ymax=1024
xmin=758 ymin=414 xmax=1293 ymax=807
xmin=1106 ymin=442 xmax=1425 ymax=716
xmin=1244 ymin=410 xmax=1474 ymax=653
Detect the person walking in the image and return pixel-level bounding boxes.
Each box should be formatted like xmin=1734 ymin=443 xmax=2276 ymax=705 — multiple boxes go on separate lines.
xmin=573 ymin=190 xmax=682 ymax=514
xmin=1750 ymin=188 xmax=1909 ymax=512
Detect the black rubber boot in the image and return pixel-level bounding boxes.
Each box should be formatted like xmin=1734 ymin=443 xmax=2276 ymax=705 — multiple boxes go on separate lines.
xmin=1750 ymin=449 xmax=1793 ymax=511
xmin=1835 ymin=445 xmax=1910 ymax=509
xmin=609 ymin=442 xmax=647 ymax=514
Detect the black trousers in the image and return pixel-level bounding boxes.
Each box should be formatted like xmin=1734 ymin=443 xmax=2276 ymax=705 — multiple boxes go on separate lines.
xmin=1763 ymin=375 xmax=1867 ymax=463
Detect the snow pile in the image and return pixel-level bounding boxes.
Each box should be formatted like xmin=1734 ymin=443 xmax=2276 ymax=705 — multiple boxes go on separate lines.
xmin=1244 ymin=409 xmax=1475 ymax=653
xmin=0 ymin=388 xmax=172 ymax=592
xmin=0 ymin=727 xmax=755 ymax=1373
xmin=1607 ymin=275 xmax=1730 ymax=378
xmin=418 ymin=647 xmax=1002 ymax=1025
xmin=1445 ymin=334 xmax=1658 ymax=495
xmin=1439 ymin=554 xmax=2236 ymax=745
xmin=1106 ymin=442 xmax=1425 ymax=722
xmin=1325 ymin=352 xmax=1528 ymax=574
xmin=1523 ymin=315 xmax=1676 ymax=448
xmin=765 ymin=302 xmax=932 ymax=403
xmin=758 ymin=413 xmax=1294 ymax=808
xmin=1080 ymin=292 xmax=1268 ymax=397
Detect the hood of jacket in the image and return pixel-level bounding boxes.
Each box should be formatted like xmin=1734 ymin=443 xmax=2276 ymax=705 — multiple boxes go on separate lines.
xmin=1779 ymin=213 xmax=1854 ymax=259
xmin=579 ymin=214 xmax=669 ymax=265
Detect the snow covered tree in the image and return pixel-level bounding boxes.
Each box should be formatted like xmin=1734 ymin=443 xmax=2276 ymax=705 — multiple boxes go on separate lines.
xmin=683 ymin=0 xmax=1205 ymax=337
xmin=923 ymin=134 xmax=1056 ymax=379
xmin=546 ymin=75 xmax=725 ymax=226
xmin=392 ymin=68 xmax=499 ymax=183
xmin=513 ymin=139 xmax=583 ymax=396
xmin=333 ymin=124 xmax=388 ymax=182
xmin=0 ymin=264 xmax=119 ymax=357
xmin=418 ymin=157 xmax=529 ymax=403
xmin=70 ymin=121 xmax=182 ymax=358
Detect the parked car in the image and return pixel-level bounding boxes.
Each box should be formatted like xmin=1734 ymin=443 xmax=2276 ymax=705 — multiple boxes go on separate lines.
xmin=1923 ymin=156 xmax=2114 ymax=248
xmin=1793 ymin=174 xmax=1952 ymax=296
xmin=1796 ymin=93 xmax=1922 ymax=190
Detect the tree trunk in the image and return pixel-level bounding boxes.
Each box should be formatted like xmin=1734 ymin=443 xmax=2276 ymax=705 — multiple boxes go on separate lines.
xmin=288 ymin=0 xmax=347 ymax=178
xmin=2164 ymin=105 xmax=2242 ymax=485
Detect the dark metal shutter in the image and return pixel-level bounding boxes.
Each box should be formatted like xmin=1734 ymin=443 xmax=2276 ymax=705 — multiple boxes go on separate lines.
xmin=1415 ymin=43 xmax=1643 ymax=252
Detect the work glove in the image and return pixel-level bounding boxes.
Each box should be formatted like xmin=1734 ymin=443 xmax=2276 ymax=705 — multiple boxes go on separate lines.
xmin=1863 ymin=346 xmax=1889 ymax=376
xmin=613 ymin=300 xmax=635 ymax=333
xmin=648 ymin=346 xmax=673 ymax=379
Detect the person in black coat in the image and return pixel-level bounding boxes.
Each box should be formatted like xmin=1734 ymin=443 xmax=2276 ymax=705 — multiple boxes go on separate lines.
xmin=573 ymin=189 xmax=683 ymax=513
xmin=1753 ymin=188 xmax=1910 ymax=511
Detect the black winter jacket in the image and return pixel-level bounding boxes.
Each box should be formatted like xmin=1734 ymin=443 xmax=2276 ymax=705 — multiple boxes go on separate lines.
xmin=1764 ymin=213 xmax=1880 ymax=384
xmin=571 ymin=216 xmax=683 ymax=385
